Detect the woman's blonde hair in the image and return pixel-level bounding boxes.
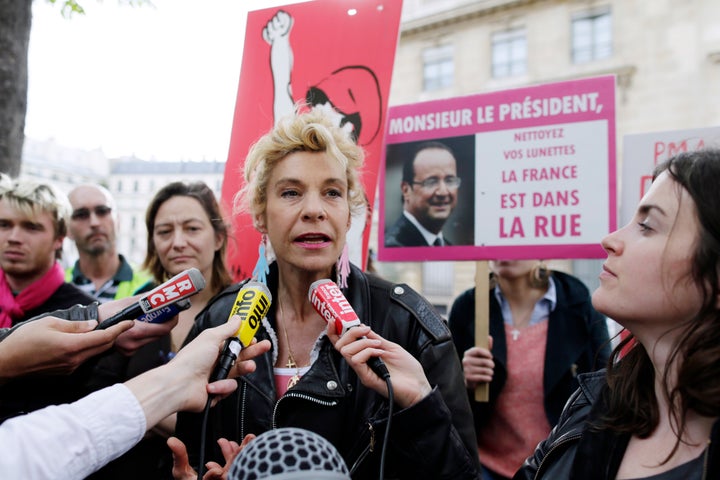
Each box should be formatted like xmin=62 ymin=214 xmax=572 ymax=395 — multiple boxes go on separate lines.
xmin=234 ymin=108 xmax=366 ymax=221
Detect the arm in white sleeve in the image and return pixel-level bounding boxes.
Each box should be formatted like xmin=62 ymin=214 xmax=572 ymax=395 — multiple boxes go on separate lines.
xmin=0 ymin=383 xmax=145 ymax=480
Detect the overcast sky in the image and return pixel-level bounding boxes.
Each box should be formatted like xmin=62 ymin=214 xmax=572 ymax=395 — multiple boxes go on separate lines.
xmin=25 ymin=0 xmax=304 ymax=162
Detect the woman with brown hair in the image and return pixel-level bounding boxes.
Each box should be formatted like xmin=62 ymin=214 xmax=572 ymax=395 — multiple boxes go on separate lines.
xmin=138 ymin=181 xmax=233 ymax=354
xmin=111 ymin=181 xmax=234 ymax=480
xmin=516 ymin=149 xmax=720 ymax=479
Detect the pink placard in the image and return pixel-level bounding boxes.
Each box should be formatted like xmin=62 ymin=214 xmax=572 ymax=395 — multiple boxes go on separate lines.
xmin=379 ymin=75 xmax=616 ymax=262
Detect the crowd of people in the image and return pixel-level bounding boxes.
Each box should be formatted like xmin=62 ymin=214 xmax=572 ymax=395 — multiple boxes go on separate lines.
xmin=1 ymin=108 xmax=719 ymax=480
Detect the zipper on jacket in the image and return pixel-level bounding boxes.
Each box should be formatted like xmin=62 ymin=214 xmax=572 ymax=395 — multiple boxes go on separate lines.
xmin=239 ymin=381 xmax=248 ymax=440
xmin=701 ymin=437 xmax=710 ymax=480
xmin=349 ymin=422 xmax=375 ymax=476
xmin=369 ymin=423 xmax=375 ymax=452
xmin=534 ymin=432 xmax=583 ymax=480
xmin=271 ymin=391 xmax=338 ymax=429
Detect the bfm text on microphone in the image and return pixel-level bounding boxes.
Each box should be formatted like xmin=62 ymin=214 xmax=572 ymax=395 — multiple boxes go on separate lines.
xmin=95 ymin=268 xmax=205 ymax=330
xmin=309 ymin=279 xmax=390 ymax=379
xmin=211 ymin=281 xmax=272 ymax=382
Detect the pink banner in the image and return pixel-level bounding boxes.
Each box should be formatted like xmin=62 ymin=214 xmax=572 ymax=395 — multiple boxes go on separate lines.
xmin=379 ymin=76 xmax=617 ymax=262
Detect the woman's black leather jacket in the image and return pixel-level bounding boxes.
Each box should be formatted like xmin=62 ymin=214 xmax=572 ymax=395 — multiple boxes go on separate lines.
xmin=175 ymin=264 xmax=481 ymax=479
xmin=514 ymin=370 xmax=720 ymax=480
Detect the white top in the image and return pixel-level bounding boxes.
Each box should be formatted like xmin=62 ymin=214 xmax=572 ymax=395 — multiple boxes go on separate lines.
xmin=0 ymin=383 xmax=146 ymax=479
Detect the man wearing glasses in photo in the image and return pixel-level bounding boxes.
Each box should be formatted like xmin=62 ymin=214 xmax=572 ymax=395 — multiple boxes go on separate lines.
xmin=385 ymin=141 xmax=462 ymax=247
xmin=66 ymin=184 xmax=149 ymax=304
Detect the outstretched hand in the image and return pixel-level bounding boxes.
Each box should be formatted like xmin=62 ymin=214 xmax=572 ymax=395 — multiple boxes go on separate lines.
xmin=113 ymin=318 xmax=178 ymax=356
xmin=168 ymin=434 xmax=255 ymax=480
xmin=123 ymin=315 xmax=271 ymax=430
xmin=0 ymin=316 xmax=133 ymax=381
xmin=96 ymin=295 xmax=179 ymax=356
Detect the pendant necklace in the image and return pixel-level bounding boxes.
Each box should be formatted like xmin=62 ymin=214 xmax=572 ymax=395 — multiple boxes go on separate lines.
xmin=279 ymin=302 xmax=301 ymax=389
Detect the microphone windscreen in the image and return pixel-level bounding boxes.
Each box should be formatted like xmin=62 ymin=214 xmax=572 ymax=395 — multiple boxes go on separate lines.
xmin=227 ymin=428 xmax=350 ymax=480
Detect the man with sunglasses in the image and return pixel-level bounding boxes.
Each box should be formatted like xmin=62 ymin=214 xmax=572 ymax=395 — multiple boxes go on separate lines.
xmin=385 ymin=140 xmax=462 ymax=247
xmin=66 ymin=184 xmax=149 ymax=303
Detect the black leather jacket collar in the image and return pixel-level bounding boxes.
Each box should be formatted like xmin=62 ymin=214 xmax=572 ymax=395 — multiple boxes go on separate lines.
xmin=515 ymin=370 xmax=720 ymax=480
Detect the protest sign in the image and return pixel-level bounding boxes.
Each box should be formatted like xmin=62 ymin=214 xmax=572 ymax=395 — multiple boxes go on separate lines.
xmin=379 ymin=75 xmax=617 ymax=262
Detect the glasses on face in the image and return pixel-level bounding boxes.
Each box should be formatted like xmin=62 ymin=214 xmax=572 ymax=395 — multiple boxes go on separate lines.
xmin=71 ymin=205 xmax=113 ymax=221
xmin=411 ymin=176 xmax=462 ymax=190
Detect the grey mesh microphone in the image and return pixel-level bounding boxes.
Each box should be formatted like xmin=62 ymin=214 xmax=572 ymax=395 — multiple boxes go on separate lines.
xmin=227 ymin=428 xmax=350 ymax=480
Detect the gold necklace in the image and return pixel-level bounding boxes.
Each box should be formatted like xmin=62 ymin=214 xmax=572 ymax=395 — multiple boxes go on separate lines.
xmin=278 ymin=301 xmax=301 ymax=389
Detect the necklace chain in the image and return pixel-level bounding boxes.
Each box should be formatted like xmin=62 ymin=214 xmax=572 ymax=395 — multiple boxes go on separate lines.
xmin=278 ymin=301 xmax=301 ymax=388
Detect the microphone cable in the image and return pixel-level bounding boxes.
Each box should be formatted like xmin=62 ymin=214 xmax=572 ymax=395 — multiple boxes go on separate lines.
xmin=196 ymin=396 xmax=213 ymax=480
xmin=378 ymin=374 xmax=393 ymax=480
xmin=308 ymin=278 xmax=394 ymax=479
xmin=196 ymin=281 xmax=271 ymax=480
xmin=197 ymin=335 xmax=251 ymax=479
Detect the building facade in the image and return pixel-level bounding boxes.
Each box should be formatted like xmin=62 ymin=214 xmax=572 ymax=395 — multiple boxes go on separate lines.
xmin=20 ymin=140 xmax=225 ymax=268
xmin=370 ymin=0 xmax=720 ymax=314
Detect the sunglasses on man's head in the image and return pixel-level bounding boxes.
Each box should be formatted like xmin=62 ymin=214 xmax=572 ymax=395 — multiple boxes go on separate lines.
xmin=71 ymin=205 xmax=113 ymax=221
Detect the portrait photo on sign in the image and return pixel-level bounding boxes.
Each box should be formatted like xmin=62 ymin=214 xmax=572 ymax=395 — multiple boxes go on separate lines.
xmin=383 ymin=134 xmax=475 ymax=248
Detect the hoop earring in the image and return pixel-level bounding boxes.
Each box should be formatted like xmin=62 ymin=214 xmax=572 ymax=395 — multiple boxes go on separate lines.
xmin=530 ymin=261 xmax=550 ymax=289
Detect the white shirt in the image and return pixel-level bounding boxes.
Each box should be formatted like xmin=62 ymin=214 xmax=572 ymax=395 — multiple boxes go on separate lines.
xmin=494 ymin=276 xmax=558 ymax=327
xmin=0 ymin=383 xmax=146 ymax=479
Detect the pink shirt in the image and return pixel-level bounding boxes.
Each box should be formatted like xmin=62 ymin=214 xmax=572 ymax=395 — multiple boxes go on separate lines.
xmin=478 ymin=321 xmax=551 ymax=477
xmin=274 ymin=366 xmax=311 ymax=399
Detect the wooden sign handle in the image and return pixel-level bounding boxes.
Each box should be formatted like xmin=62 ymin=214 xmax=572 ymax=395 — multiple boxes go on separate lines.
xmin=474 ymin=261 xmax=489 ymax=402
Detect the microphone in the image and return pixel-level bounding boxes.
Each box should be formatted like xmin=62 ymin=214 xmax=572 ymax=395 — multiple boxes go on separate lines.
xmin=227 ymin=427 xmax=350 ymax=480
xmin=136 ymin=298 xmax=191 ymax=324
xmin=210 ymin=281 xmax=272 ymax=382
xmin=309 ymin=279 xmax=390 ymax=379
xmin=95 ymin=268 xmax=205 ymax=330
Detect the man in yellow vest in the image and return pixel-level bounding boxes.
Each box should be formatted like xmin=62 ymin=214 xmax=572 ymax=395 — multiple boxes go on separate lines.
xmin=65 ymin=184 xmax=149 ymax=302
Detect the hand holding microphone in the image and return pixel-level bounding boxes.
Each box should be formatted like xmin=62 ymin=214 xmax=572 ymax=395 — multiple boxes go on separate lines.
xmin=309 ymin=280 xmax=398 ymax=480
xmin=210 ymin=281 xmax=272 ymax=382
xmin=309 ymin=279 xmax=389 ymax=380
xmin=96 ymin=268 xmax=206 ymax=330
xmin=194 ymin=282 xmax=271 ymax=480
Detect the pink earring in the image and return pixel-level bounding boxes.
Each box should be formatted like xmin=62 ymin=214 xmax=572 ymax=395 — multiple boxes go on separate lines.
xmin=252 ymin=234 xmax=270 ymax=285
xmin=336 ymin=243 xmax=350 ymax=288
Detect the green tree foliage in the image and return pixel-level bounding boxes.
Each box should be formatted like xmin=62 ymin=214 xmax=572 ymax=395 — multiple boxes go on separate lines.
xmin=48 ymin=0 xmax=85 ymax=17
